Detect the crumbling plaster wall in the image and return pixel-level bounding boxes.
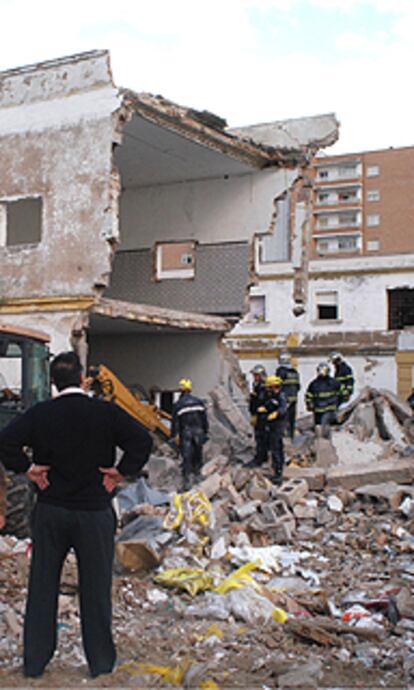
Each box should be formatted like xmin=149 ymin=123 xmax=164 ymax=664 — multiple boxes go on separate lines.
xmin=0 ymin=52 xmax=120 ymax=298
xmin=119 ymin=168 xmax=298 ymax=250
xmin=0 ymin=52 xmax=121 ymax=354
xmin=233 ymin=270 xmax=414 ymax=335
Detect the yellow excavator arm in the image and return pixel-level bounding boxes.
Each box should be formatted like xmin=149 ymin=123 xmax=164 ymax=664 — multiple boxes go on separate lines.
xmin=89 ymin=365 xmax=171 ymax=439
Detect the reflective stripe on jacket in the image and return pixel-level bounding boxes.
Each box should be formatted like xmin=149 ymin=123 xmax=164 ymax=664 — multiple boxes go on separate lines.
xmin=276 ymin=365 xmax=301 ymax=404
xmin=305 ymin=376 xmax=342 ymax=414
xmin=334 ymin=361 xmax=354 ymax=400
xmin=171 ymin=392 xmax=208 ymax=438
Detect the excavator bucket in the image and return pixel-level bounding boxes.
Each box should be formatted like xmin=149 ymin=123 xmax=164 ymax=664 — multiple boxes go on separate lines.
xmin=90 ymin=365 xmax=171 ymax=440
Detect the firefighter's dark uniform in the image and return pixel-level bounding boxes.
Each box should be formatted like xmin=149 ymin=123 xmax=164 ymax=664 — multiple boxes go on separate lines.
xmin=305 ymin=375 xmax=342 ymax=437
xmin=249 ymin=379 xmax=267 ymax=464
xmin=333 ymin=360 xmax=354 ymax=402
xmin=255 ymin=388 xmax=287 ymax=480
xmin=407 ymin=391 xmax=414 ymax=413
xmin=276 ymin=365 xmax=300 ymax=439
xmin=171 ymin=392 xmax=208 ymax=487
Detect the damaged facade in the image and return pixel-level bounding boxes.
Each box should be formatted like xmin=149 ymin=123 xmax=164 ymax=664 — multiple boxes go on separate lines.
xmin=0 ymin=49 xmax=338 ymax=406
xmin=227 ymin=146 xmax=414 ymax=411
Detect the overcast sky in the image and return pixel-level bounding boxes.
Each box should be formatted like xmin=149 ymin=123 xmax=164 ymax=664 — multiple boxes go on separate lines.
xmin=1 ymin=0 xmax=413 ymax=154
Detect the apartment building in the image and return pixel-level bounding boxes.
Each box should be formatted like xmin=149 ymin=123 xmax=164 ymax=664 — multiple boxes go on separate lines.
xmin=227 ymin=146 xmax=414 ymax=407
xmin=312 ymin=147 xmax=414 ymax=260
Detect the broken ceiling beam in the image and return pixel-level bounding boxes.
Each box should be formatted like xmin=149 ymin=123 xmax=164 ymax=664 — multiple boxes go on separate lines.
xmin=120 ymin=90 xmax=322 ymax=169
xmin=92 ymin=298 xmax=229 ymax=332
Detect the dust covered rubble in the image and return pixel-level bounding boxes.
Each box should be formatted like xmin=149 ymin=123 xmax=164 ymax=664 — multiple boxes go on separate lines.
xmin=1 ymin=386 xmax=414 ymax=687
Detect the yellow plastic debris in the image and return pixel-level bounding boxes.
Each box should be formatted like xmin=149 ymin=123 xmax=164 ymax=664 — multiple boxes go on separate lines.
xmin=163 ymin=490 xmax=212 ymax=531
xmin=154 ymin=567 xmax=214 ymax=597
xmin=199 ymin=680 xmax=220 ymax=690
xmin=116 ymin=659 xmax=190 ymax=682
xmin=272 ymin=607 xmax=289 ymax=624
xmin=206 ymin=623 xmax=224 ymax=639
xmin=213 ymin=562 xmax=259 ymax=594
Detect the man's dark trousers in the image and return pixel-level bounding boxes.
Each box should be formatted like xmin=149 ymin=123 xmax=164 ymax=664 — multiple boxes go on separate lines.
xmin=286 ymin=402 xmax=297 ymax=440
xmin=180 ymin=427 xmax=204 ymax=480
xmin=256 ymin=427 xmax=284 ymax=475
xmin=24 ymin=503 xmax=116 ymax=678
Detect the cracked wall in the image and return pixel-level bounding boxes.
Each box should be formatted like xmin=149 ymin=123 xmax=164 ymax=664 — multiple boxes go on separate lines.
xmin=0 ymin=51 xmax=122 ymax=354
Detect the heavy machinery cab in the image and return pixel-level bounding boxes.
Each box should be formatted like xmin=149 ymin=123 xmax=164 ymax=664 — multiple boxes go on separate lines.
xmin=0 ymin=325 xmax=50 ymax=430
xmin=0 ymin=325 xmax=50 ymax=537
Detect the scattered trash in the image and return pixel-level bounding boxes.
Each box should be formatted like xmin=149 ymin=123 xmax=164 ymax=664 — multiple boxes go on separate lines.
xmin=1 ymin=386 xmax=414 ymax=688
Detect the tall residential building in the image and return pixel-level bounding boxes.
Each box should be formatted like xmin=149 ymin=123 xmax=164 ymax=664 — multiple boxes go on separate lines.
xmin=227 ymin=145 xmax=414 ymax=407
xmin=312 ymin=147 xmax=414 ymax=261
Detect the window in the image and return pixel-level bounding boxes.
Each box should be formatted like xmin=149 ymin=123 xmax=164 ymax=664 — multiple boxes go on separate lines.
xmin=388 ymin=289 xmax=414 ymax=330
xmin=315 ymin=291 xmax=339 ymax=321
xmin=367 ymin=239 xmax=380 ymax=251
xmin=367 ymin=214 xmax=380 ymax=226
xmin=338 ymin=236 xmax=358 ymax=251
xmin=152 ymin=389 xmax=181 ymax=415
xmin=155 ymin=241 xmax=195 ymax=280
xmin=367 ymin=189 xmax=380 ymax=202
xmin=367 ymin=165 xmax=379 ymax=177
xmin=338 ymin=191 xmax=357 ymax=202
xmin=338 ymin=165 xmax=358 ymax=178
xmin=317 ymin=216 xmax=329 ymax=228
xmin=315 ymin=234 xmax=360 ymax=255
xmin=247 ymin=295 xmax=266 ymax=322
xmin=0 ymin=197 xmax=42 ymax=247
xmin=338 ymin=212 xmax=358 ymax=226
xmin=317 ymin=192 xmax=329 ymax=204
xmin=318 ymin=169 xmax=329 ymax=179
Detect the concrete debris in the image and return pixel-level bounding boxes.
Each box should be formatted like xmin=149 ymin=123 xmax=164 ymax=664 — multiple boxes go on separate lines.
xmin=2 ymin=386 xmax=414 ymax=688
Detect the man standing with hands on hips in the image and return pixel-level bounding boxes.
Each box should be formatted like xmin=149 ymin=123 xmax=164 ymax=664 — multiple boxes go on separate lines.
xmin=0 ymin=351 xmax=152 ymax=679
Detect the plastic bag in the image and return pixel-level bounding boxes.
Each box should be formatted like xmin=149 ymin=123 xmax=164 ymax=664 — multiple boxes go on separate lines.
xmin=213 ymin=562 xmax=259 ymax=594
xmin=118 ymin=658 xmax=190 ymax=684
xmin=154 ymin=567 xmax=214 ymax=597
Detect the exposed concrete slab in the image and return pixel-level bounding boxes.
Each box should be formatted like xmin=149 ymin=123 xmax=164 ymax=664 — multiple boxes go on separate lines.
xmin=92 ymin=297 xmax=229 ymax=333
xmin=229 ymin=113 xmax=339 ymax=158
xmin=314 ymin=438 xmax=339 ymax=468
xmin=326 ymin=460 xmax=414 ymax=491
xmin=355 ymin=482 xmax=408 ymax=511
xmin=284 ymin=466 xmax=326 ymax=491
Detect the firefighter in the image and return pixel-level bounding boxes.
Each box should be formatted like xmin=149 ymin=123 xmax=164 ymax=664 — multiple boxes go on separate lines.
xmin=305 ymin=362 xmax=342 ymax=438
xmin=329 ymin=352 xmax=354 ymax=402
xmin=171 ymin=379 xmax=208 ymax=490
xmin=254 ymin=375 xmax=287 ymax=485
xmin=407 ymin=389 xmax=414 ymax=413
xmin=276 ymin=352 xmax=301 ymax=440
xmin=246 ymin=365 xmax=267 ymax=468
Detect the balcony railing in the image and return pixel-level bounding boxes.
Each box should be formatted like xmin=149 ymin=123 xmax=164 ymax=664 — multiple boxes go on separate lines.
xmin=316 ymin=196 xmax=360 ymax=206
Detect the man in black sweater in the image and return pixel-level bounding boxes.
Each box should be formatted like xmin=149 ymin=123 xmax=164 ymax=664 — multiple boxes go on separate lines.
xmin=0 ymin=352 xmax=152 ymax=679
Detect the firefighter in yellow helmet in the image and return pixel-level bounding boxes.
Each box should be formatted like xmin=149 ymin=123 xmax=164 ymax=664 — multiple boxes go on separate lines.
xmin=251 ymin=375 xmax=287 ymax=485
xmin=171 ymin=378 xmax=209 ymax=490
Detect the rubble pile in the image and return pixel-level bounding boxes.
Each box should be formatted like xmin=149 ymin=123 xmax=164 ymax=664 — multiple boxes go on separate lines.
xmin=1 ymin=387 xmax=414 ymax=687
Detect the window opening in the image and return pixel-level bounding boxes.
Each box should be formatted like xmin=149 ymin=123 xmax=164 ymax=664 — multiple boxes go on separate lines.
xmin=0 ymin=197 xmax=42 ymax=247
xmin=388 ymin=289 xmax=414 ymax=330
xmin=156 ymin=241 xmax=195 ymax=280
xmin=316 ymin=291 xmax=338 ymax=321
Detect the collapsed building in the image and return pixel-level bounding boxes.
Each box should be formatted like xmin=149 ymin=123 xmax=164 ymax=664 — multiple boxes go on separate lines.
xmin=0 ymin=49 xmax=338 ymax=409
